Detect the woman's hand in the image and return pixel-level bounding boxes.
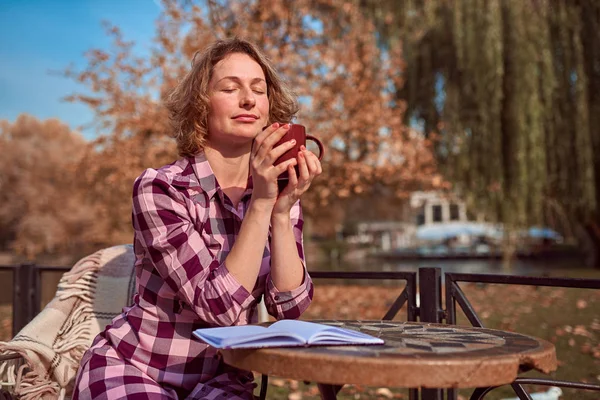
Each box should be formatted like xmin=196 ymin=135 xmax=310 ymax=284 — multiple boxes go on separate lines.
xmin=250 ymin=123 xmax=298 ymax=207
xmin=272 ymin=144 xmax=322 ymax=218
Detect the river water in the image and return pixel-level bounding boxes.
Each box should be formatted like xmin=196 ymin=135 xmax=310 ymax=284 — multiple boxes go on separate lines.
xmin=309 ymin=256 xmax=598 ymax=279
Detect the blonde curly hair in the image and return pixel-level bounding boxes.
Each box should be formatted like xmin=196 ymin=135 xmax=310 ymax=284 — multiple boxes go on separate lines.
xmin=165 ymin=37 xmax=299 ymax=157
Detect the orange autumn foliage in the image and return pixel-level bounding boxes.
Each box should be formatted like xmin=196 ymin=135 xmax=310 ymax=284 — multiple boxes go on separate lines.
xmin=0 ymin=115 xmax=91 ymax=257
xmin=4 ymin=0 xmax=442 ymax=257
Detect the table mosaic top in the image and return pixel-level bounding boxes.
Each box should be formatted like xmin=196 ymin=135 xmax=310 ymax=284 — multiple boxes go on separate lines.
xmin=221 ymin=320 xmax=557 ymax=388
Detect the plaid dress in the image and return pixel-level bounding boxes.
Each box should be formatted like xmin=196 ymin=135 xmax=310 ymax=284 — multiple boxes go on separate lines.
xmin=73 ymin=153 xmax=314 ymax=400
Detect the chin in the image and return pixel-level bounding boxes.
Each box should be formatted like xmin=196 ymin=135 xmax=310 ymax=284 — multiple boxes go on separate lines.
xmin=233 ymin=125 xmax=261 ymax=138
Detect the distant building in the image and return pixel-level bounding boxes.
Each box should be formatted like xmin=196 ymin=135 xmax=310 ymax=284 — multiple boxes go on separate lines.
xmin=350 ymin=192 xmax=562 ymax=258
xmin=410 ymin=191 xmax=469 ymax=225
xmin=353 ymin=221 xmax=415 ymax=251
xmin=353 ymin=191 xmax=474 ymax=251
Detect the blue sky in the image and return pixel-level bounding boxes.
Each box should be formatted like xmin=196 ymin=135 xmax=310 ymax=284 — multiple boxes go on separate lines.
xmin=0 ymin=0 xmax=161 ymax=140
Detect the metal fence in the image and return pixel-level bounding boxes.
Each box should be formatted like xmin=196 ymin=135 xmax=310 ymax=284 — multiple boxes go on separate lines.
xmin=444 ymin=271 xmax=600 ymax=400
xmin=0 ymin=263 xmax=70 ymax=335
xmin=1 ymin=264 xmax=600 ymax=399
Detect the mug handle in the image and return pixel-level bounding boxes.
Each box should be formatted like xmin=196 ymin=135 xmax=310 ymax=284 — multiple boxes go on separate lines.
xmin=305 ymin=135 xmax=324 ymax=161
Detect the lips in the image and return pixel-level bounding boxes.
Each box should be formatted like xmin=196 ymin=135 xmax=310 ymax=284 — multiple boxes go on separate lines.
xmin=233 ymin=114 xmax=259 ymax=121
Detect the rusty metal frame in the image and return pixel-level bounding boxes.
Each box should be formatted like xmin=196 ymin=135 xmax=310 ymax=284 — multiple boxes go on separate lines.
xmin=0 ymin=264 xmax=70 ymax=335
xmin=445 ymin=272 xmax=600 ymax=400
xmin=310 ymin=270 xmax=418 ymax=321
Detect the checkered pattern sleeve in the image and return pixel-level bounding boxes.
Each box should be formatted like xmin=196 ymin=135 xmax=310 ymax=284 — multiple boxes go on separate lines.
xmin=132 ymin=168 xmax=254 ymax=326
xmin=264 ymin=199 xmax=314 ymax=319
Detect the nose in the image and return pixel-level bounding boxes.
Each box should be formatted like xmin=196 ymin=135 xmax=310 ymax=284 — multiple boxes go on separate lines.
xmin=240 ymin=88 xmax=256 ymax=108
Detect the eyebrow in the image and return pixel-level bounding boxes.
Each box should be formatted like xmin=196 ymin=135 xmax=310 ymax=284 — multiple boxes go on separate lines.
xmin=217 ymin=76 xmax=266 ymax=84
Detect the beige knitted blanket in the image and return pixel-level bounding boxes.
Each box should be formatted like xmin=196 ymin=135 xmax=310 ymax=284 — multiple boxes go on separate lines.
xmin=0 ymin=245 xmax=136 ymax=400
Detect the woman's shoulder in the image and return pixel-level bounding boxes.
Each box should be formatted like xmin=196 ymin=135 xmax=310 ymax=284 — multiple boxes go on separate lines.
xmin=134 ymin=158 xmax=199 ymax=191
xmin=132 ymin=158 xmax=212 ymax=221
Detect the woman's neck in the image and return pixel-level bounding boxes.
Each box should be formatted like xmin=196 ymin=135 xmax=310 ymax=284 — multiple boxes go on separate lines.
xmin=203 ymin=144 xmax=251 ymax=194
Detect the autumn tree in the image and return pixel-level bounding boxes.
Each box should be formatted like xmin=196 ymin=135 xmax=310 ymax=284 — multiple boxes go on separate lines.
xmin=64 ymin=0 xmax=441 ymax=242
xmin=0 ymin=114 xmax=94 ymax=258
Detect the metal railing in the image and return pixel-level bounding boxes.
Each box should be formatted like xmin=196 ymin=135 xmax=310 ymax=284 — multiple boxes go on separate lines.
xmin=310 ymin=270 xmax=418 ymax=321
xmin=0 ymin=264 xmax=70 ymax=335
xmin=444 ymin=271 xmax=600 ymax=400
xmin=1 ymin=264 xmax=600 ymax=400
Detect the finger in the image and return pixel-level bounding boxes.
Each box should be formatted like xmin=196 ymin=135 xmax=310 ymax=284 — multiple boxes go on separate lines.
xmin=304 ymin=150 xmax=320 ymax=176
xmin=280 ymin=164 xmax=299 ymax=196
xmin=274 ymin=158 xmax=297 ymax=178
xmin=263 ymin=123 xmax=291 ymax=150
xmin=302 ymin=145 xmax=323 ymax=175
xmin=316 ymin=157 xmax=323 ymax=174
xmin=253 ymin=123 xmax=278 ymax=156
xmin=297 ymin=151 xmax=310 ymax=184
xmin=288 ymin=162 xmax=299 ymax=187
xmin=266 ymin=138 xmax=297 ymax=165
xmin=256 ymin=124 xmax=291 ymax=160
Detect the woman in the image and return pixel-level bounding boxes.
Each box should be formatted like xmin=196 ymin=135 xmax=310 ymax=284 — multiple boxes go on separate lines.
xmin=73 ymin=38 xmax=321 ymax=399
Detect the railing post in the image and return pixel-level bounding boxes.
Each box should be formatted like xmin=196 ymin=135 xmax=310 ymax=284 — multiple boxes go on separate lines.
xmin=419 ymin=268 xmax=443 ymax=400
xmin=12 ymin=263 xmax=39 ymax=336
xmin=419 ymin=268 xmax=443 ymax=323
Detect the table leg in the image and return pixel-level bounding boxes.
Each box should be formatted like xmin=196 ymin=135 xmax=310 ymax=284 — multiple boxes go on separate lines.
xmin=469 ymin=387 xmax=494 ymax=400
xmin=421 ymin=388 xmax=443 ymax=400
xmin=317 ymin=383 xmax=340 ymax=400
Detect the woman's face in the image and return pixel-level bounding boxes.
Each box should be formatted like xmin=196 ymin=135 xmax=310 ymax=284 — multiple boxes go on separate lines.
xmin=207 ymin=52 xmax=270 ymax=147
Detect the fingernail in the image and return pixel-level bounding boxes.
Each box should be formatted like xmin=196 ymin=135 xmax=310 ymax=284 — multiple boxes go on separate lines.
xmin=283 ymin=123 xmax=290 ymax=129
xmin=300 ymin=145 xmax=306 ymax=151
xmin=290 ymin=139 xmax=296 ymax=144
xmin=272 ymin=123 xmax=279 ymax=128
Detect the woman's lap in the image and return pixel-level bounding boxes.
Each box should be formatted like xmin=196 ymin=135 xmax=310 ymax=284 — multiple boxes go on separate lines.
xmin=73 ymin=339 xmax=254 ymax=400
xmin=73 ymin=339 xmax=178 ymax=400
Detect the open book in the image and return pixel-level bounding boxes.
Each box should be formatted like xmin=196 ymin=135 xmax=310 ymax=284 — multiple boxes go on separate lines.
xmin=193 ymin=320 xmax=385 ymax=349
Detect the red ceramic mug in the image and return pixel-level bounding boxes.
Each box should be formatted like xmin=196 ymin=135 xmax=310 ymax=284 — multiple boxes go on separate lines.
xmin=273 ymin=124 xmax=324 ymax=180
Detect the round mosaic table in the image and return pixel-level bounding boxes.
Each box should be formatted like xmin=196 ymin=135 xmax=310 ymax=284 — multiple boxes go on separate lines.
xmin=220 ymin=320 xmax=557 ymax=389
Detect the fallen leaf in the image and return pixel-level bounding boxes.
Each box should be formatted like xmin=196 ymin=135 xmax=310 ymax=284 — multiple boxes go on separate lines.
xmin=576 ymin=299 xmax=588 ymax=309
xmin=271 ymin=379 xmax=286 ymax=387
xmin=376 ymin=388 xmax=394 ymax=398
xmin=306 ymin=386 xmax=320 ymax=396
xmin=573 ymin=325 xmax=593 ymax=338
xmin=288 ymin=391 xmax=302 ymax=400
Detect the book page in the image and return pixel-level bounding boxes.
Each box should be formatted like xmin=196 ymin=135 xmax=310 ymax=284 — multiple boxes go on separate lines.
xmin=219 ymin=335 xmax=306 ymax=349
xmin=269 ymin=320 xmax=330 ymax=341
xmin=193 ymin=325 xmax=307 ymax=349
xmin=309 ymin=327 xmax=384 ymax=345
xmin=193 ymin=325 xmax=269 ymax=348
xmin=269 ymin=320 xmax=384 ymax=345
